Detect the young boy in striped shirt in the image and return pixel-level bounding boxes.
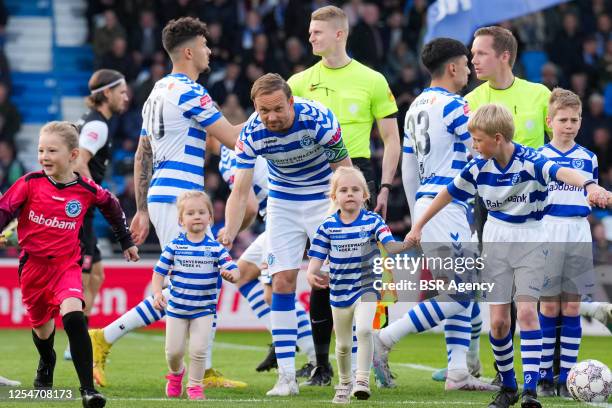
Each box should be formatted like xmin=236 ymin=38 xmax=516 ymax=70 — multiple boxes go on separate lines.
xmin=405 ymin=104 xmax=610 ymax=408
xmin=536 ymin=88 xmax=599 ymax=398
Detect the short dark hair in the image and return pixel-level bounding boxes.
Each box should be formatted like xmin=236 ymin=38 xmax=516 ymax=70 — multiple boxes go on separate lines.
xmin=86 ymin=69 xmax=125 ymax=108
xmin=162 ymin=17 xmax=209 ymax=55
xmin=421 ymin=38 xmax=469 ymax=78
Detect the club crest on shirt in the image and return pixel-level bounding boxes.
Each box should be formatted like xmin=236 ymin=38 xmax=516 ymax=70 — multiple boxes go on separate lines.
xmin=359 ymin=228 xmax=369 ymax=239
xmin=65 ymin=200 xmax=82 ymax=218
xmin=511 ymin=173 xmax=521 ymax=185
xmin=267 ymin=253 xmax=276 ymax=266
xmin=300 ymin=135 xmax=315 ymax=150
xmin=572 ymin=158 xmax=584 ymax=170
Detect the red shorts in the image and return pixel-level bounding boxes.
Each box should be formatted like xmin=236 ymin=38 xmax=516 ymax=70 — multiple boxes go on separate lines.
xmin=19 ymin=251 xmax=84 ymax=327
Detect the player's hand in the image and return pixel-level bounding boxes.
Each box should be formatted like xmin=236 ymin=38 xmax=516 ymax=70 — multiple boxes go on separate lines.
xmin=217 ymin=228 xmax=234 ymax=250
xmin=374 ymin=188 xmax=389 ymax=220
xmin=153 ymin=291 xmax=166 ymax=310
xmin=124 ymin=246 xmax=140 ymax=262
xmin=404 ymin=228 xmax=421 ymax=247
xmin=221 ymin=268 xmax=240 ymax=283
xmin=307 ymin=271 xmax=329 ymax=289
xmin=586 ymin=185 xmax=610 ymax=208
xmin=130 ymin=211 xmax=150 ymax=246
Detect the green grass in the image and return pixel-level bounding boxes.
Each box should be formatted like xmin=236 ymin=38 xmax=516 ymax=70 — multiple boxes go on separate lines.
xmin=0 ymin=329 xmax=610 ymax=407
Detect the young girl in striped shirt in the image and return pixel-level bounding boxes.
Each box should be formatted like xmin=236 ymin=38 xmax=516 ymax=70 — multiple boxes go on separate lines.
xmin=152 ymin=191 xmax=240 ymax=400
xmin=306 ymin=167 xmax=409 ymax=403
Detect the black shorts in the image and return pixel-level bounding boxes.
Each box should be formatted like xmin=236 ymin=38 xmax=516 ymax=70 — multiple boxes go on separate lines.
xmin=352 ymin=157 xmax=377 ymax=210
xmin=80 ymin=209 xmax=101 ymax=273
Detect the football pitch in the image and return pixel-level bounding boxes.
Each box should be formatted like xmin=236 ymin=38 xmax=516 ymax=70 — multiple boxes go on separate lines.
xmin=0 ymin=329 xmax=610 ymax=407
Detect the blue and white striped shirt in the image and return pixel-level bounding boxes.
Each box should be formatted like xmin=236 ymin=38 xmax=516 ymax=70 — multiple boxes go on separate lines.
xmin=538 ymin=143 xmax=598 ymax=219
xmin=219 ymin=145 xmax=269 ymax=219
xmin=448 ymin=143 xmax=562 ymax=224
xmin=403 ymin=87 xmax=471 ymax=210
xmin=235 ymin=97 xmax=344 ymax=201
xmin=154 ymin=233 xmax=237 ymax=319
xmin=308 ymin=209 xmax=395 ymax=307
xmin=142 ymin=73 xmax=221 ymax=204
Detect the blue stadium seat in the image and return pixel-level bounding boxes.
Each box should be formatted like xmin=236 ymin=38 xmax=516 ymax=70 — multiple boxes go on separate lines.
xmin=520 ymin=51 xmax=548 ymax=83
xmin=604 ymin=83 xmax=612 ymax=116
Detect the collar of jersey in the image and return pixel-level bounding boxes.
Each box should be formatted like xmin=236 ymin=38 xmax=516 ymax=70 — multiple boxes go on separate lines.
xmin=425 ymin=86 xmax=451 ymax=95
xmin=492 ymin=142 xmax=519 ymax=173
xmin=333 ymin=208 xmax=365 ymax=226
xmin=44 ymin=171 xmax=79 ymax=189
xmin=545 ymin=142 xmax=578 ymax=157
xmin=179 ymin=232 xmax=212 ymax=246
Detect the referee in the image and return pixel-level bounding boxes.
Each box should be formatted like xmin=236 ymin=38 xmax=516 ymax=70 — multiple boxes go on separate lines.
xmin=287 ymin=5 xmax=400 ymax=386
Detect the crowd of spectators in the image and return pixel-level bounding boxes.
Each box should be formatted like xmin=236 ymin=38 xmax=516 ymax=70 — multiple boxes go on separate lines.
xmin=1 ymin=0 xmax=610 ymax=257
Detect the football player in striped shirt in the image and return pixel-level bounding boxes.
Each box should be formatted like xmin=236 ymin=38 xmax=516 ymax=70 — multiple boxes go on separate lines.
xmin=307 ymin=167 xmax=409 ymax=403
xmin=536 ymin=89 xmax=599 ymax=398
xmin=88 ymin=16 xmax=245 ymax=389
xmin=220 ymin=73 xmax=352 ymax=396
xmin=217 ymin=144 xmax=317 ymax=375
xmin=152 ymin=191 xmax=239 ymax=400
xmin=375 ymin=38 xmax=494 ymax=392
xmin=405 ymin=104 xmax=610 ymax=408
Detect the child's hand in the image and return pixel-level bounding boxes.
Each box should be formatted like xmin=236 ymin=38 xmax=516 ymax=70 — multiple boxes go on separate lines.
xmin=221 ymin=268 xmax=240 ymax=283
xmin=404 ymin=228 xmax=421 ymax=247
xmin=586 ymin=185 xmax=611 ymax=208
xmin=307 ymin=271 xmax=329 ymax=289
xmin=153 ymin=291 xmax=166 ymax=310
xmin=124 ymin=246 xmax=140 ymax=262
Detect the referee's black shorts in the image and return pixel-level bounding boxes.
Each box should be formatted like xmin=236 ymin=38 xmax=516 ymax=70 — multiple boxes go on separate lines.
xmin=352 ymin=157 xmax=377 ymax=210
xmin=80 ymin=208 xmax=101 ymax=273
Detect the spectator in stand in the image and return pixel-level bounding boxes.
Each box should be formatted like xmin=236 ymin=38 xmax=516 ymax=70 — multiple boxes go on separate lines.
xmin=129 ymin=10 xmax=162 ymax=68
xmin=0 ymin=140 xmax=24 ymax=193
xmin=348 ymin=2 xmax=385 ymax=71
xmin=592 ymin=126 xmax=611 ymax=175
xmin=244 ymin=33 xmax=280 ymax=74
xmin=241 ymin=10 xmax=265 ymax=51
xmin=0 ymin=82 xmax=21 ymax=143
xmin=159 ymin=0 xmax=199 ymax=25
xmin=540 ymin=62 xmax=562 ymax=90
xmin=97 ymin=37 xmax=137 ymax=82
xmin=386 ymin=41 xmax=417 ymax=85
xmin=92 ymin=10 xmax=126 ymax=61
xmin=580 ymin=93 xmax=611 ymax=147
xmin=382 ymin=10 xmax=406 ymax=54
xmin=220 ymin=93 xmax=247 ymax=126
xmin=206 ymin=22 xmax=232 ymax=71
xmin=210 ymin=61 xmax=247 ymax=106
xmin=548 ymin=12 xmax=584 ymax=75
xmin=597 ymin=38 xmax=612 ymax=87
xmin=133 ymin=62 xmax=167 ymax=109
xmin=582 ymin=35 xmax=601 ymax=81
xmin=283 ymin=37 xmax=311 ymax=76
xmin=595 ymin=13 xmax=612 ymax=56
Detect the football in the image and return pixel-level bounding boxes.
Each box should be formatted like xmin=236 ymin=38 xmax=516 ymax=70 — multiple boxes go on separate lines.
xmin=567 ymin=359 xmax=612 ymax=402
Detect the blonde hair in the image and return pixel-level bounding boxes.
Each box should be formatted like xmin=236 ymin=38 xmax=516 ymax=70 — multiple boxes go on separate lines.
xmin=311 ymin=5 xmax=349 ymax=32
xmin=176 ymin=190 xmax=214 ymax=223
xmin=328 ymin=167 xmax=370 ymax=213
xmin=40 ymin=121 xmax=79 ymax=150
xmin=548 ymin=87 xmax=582 ymax=119
xmin=474 ymin=26 xmax=518 ymax=67
xmin=467 ymin=104 xmax=515 ymax=141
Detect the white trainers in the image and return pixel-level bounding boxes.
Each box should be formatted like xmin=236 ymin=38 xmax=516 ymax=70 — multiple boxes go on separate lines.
xmin=445 ymin=369 xmax=499 ymax=391
xmin=266 ymin=373 xmax=299 ymax=397
xmin=352 ymin=379 xmax=371 ymax=400
xmin=332 ymin=382 xmax=352 ymax=404
xmin=372 ymin=330 xmax=395 ymax=388
xmin=0 ymin=375 xmax=21 ymax=386
xmin=592 ymin=303 xmax=612 ymax=327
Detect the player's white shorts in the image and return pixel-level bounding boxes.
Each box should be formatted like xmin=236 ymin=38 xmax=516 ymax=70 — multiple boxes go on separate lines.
xmin=149 ymin=201 xmax=213 ymax=249
xmin=481 ymin=217 xmax=550 ymax=304
xmin=240 ymin=230 xmax=267 ymax=267
xmin=266 ymin=197 xmax=329 ymax=275
xmin=414 ymin=197 xmax=477 ymax=280
xmin=541 ymin=216 xmax=594 ymax=297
